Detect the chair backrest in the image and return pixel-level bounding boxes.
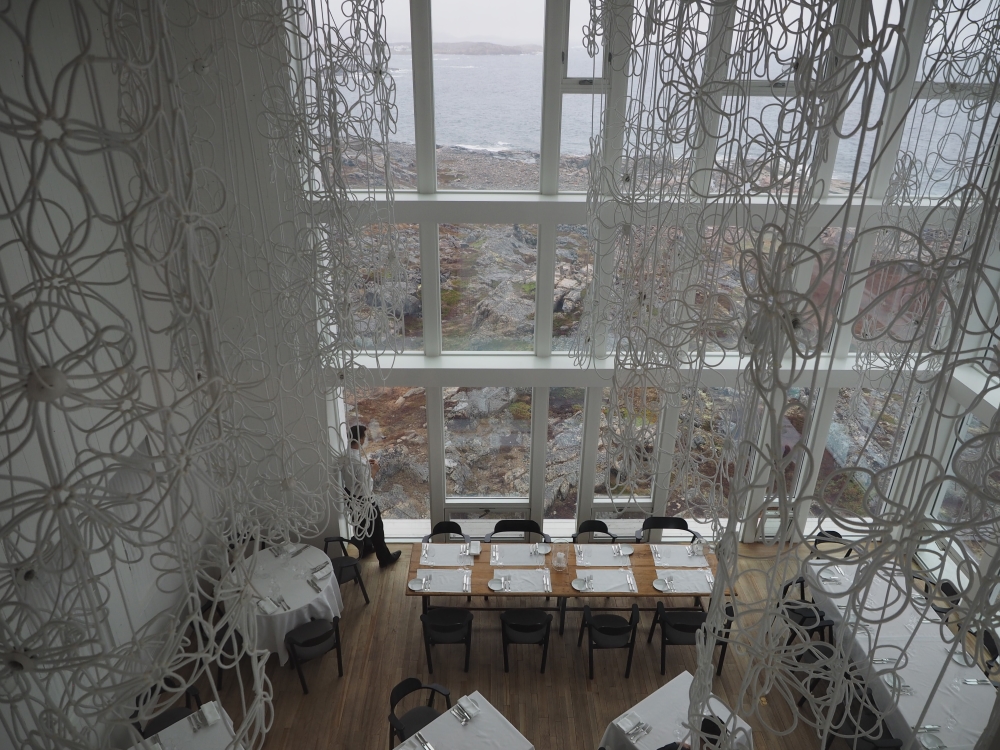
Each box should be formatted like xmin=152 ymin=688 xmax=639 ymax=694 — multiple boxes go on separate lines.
xmin=636 ymin=516 xmax=693 ymax=542
xmin=985 ymin=629 xmax=999 ymax=661
xmin=423 ymin=520 xmax=470 ymax=543
xmin=700 ymin=717 xmax=724 ymax=748
xmin=574 ymin=519 xmax=616 ymax=543
xmin=501 ymin=610 xmax=551 ymax=635
xmin=486 ymin=519 xmax=549 ymax=542
xmin=940 ymin=579 xmax=961 ymax=605
xmin=813 ymin=528 xmax=854 ymax=558
xmin=287 ymin=618 xmax=338 ymax=661
xmin=588 ymin=604 xmax=639 ymax=636
xmin=390 ymin=677 xmax=424 ymax=713
xmin=781 ymin=576 xmax=808 ymax=601
xmin=421 ymin=609 xmax=471 ymax=637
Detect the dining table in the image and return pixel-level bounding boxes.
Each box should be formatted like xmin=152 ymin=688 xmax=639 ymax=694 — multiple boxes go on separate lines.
xmin=804 ymin=558 xmax=996 ymax=748
xmin=242 ymin=542 xmax=343 ymax=664
xmin=127 ymin=701 xmax=241 ymax=750
xmin=396 ymin=690 xmax=534 ymax=750
xmin=404 ymin=542 xmax=729 ymax=634
xmin=599 ymin=670 xmax=753 ymax=750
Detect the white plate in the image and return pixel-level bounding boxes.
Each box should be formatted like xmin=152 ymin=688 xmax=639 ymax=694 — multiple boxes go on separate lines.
xmin=918 ymin=733 xmax=945 ymax=749
xmin=487 ymin=579 xmax=504 ymax=591
xmin=535 ymin=543 xmax=552 ymax=554
xmin=407 ymin=579 xmax=426 ymax=592
xmin=652 ymin=579 xmax=671 ymax=592
xmin=571 ymin=578 xmax=589 ymax=592
xmin=617 ymin=544 xmax=634 ymax=555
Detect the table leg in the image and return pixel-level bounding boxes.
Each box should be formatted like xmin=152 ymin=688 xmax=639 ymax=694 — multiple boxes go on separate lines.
xmin=558 ymin=597 xmax=567 ymax=635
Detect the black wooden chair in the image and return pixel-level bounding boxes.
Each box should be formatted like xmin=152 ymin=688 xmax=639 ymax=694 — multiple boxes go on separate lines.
xmin=646 ymin=602 xmax=734 ymax=676
xmin=501 ymin=608 xmax=553 ymax=673
xmin=388 ymin=678 xmax=451 ymax=748
xmin=284 ymin=617 xmax=343 ymax=694
xmin=484 ymin=519 xmax=552 ymax=543
xmin=422 ymin=520 xmax=470 ymax=544
xmin=635 ymin=516 xmax=700 ymax=543
xmin=811 ymin=528 xmax=855 ymax=559
xmin=578 ymin=603 xmax=640 ymax=679
xmin=324 ymin=535 xmax=370 ymax=605
xmin=420 ymin=607 xmax=473 ymax=673
xmin=780 ymin=577 xmax=834 ymax=645
xmin=572 ymin=519 xmax=618 ymax=543
xmin=132 ymin=682 xmax=201 ymax=738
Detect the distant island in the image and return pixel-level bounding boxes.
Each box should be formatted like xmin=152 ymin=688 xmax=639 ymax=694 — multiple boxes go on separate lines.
xmin=390 ymin=42 xmax=542 ymax=55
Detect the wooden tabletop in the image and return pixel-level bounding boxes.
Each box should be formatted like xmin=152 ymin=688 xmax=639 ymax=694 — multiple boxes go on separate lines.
xmin=404 ymin=542 xmax=722 ymax=598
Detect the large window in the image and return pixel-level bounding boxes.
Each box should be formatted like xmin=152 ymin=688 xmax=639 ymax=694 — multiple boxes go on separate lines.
xmin=444 ymin=387 xmax=533 ymax=497
xmin=333 ymin=0 xmax=996 ymax=544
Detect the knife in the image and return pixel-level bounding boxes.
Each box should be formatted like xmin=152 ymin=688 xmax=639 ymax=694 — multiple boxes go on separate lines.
xmin=916 ymin=726 xmax=941 ymax=732
xmin=414 ymin=731 xmax=435 ymax=750
xmin=964 ymin=679 xmax=993 ymax=685
xmin=652 ymin=546 xmax=660 ymax=561
xmin=290 ymin=544 xmax=308 ymax=558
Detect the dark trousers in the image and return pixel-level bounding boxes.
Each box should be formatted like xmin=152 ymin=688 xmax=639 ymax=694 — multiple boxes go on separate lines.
xmin=349 ymin=495 xmax=392 ymax=565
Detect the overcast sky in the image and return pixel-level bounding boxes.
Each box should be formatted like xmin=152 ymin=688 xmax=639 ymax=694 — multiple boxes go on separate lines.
xmin=382 ymin=0 xmax=546 ymax=46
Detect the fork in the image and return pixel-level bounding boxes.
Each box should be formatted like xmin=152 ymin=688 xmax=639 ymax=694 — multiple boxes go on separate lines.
xmin=651 ymin=545 xmax=661 ymax=561
xmin=575 ymin=544 xmax=584 ymax=561
xmin=587 ymin=574 xmax=594 ymax=592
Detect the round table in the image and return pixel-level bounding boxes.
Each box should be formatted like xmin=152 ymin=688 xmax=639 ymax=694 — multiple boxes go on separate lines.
xmin=246 ymin=545 xmax=344 ymax=664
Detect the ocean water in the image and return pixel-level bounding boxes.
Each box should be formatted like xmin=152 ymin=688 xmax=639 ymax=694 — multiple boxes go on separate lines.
xmin=387 ymin=49 xmax=987 ymax=191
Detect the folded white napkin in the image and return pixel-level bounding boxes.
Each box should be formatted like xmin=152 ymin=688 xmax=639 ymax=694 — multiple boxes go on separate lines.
xmin=201 ymin=701 xmax=221 ymax=726
xmin=256 ymin=598 xmax=279 ymax=615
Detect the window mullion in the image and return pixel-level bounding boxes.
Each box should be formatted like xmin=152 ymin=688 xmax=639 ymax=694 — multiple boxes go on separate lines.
xmin=409 ymin=0 xmax=437 ymax=194
xmin=535 ymin=223 xmax=557 ymax=357
xmin=650 ymin=405 xmax=681 ymax=517
xmin=529 ymin=386 xmax=550 ymax=525
xmin=420 ymin=223 xmax=442 ymax=355
xmin=540 ymin=0 xmax=568 ymax=194
xmin=575 ymin=386 xmax=604 ymax=524
xmin=426 ymin=385 xmax=447 ymax=526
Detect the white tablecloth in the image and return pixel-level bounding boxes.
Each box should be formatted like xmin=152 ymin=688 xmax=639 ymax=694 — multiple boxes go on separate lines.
xmin=490 ymin=544 xmax=550 ymax=567
xmin=574 ymin=545 xmax=633 ymax=567
xmin=413 ymin=568 xmax=470 ymax=592
xmin=655 ymin=568 xmax=713 ymax=594
xmin=246 ymin=546 xmax=343 ymax=665
xmin=398 ymin=691 xmax=534 ymax=750
xmin=419 ymin=543 xmax=474 ymax=567
xmin=600 ymin=671 xmax=753 ymax=750
xmin=490 ymin=568 xmax=549 ymax=592
xmin=805 ymin=560 xmax=995 ymax=748
xmin=128 ymin=702 xmax=241 ymax=750
xmin=574 ymin=568 xmax=636 ymax=593
xmin=651 ymin=545 xmax=710 ymax=568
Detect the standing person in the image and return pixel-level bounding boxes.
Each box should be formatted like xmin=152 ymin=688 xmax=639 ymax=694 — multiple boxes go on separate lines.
xmin=341 ymin=423 xmax=401 ymax=568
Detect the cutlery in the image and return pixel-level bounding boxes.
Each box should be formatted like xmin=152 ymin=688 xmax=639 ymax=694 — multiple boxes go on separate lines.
xmin=491 ymin=546 xmax=499 ymax=564
xmin=652 ymin=546 xmax=661 ymax=561
xmin=269 ymin=546 xmax=280 ymax=557
xmin=685 ymin=545 xmax=693 ymax=556
xmin=836 ymin=565 xmax=846 ymax=576
xmin=466 ymin=570 xmax=472 ymax=593
xmin=414 ymin=731 xmax=435 ymax=750
xmin=545 ymin=570 xmax=551 ymax=592
xmin=308 ymin=578 xmax=322 ymax=593
xmin=504 ymin=574 xmax=512 ymax=592
xmin=575 ymin=544 xmax=584 ymax=560
xmin=964 ymin=679 xmax=993 ymax=685
xmin=452 ymin=703 xmax=472 ymax=725
xmin=587 ymin=574 xmax=594 ymax=592
xmin=423 ymin=575 xmax=431 ymax=592
xmin=421 ymin=543 xmax=429 ymax=561
xmin=279 ymin=595 xmax=291 ymax=611
xmin=626 ymin=571 xmax=637 ymax=592
xmin=916 ymin=726 xmax=941 ymax=732
xmin=290 ymin=544 xmax=308 ymax=558
xmin=626 ymin=721 xmax=651 ymax=741
xmin=706 ymin=572 xmax=715 ymax=587
xmin=872 ymin=658 xmax=897 ymax=664
xmin=311 ymin=561 xmax=330 ymax=573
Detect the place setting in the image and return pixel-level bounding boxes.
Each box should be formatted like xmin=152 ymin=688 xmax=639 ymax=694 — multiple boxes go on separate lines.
xmin=650 ymin=542 xmax=710 ymax=568
xmin=653 ymin=568 xmax=714 ymax=593
xmin=574 ymin=543 xmax=634 ymax=567
xmin=419 ymin=542 xmax=478 ymax=567
xmin=487 ymin=568 xmax=552 ymax=593
xmin=571 ymin=568 xmax=638 ymax=593
xmin=409 ymin=568 xmax=473 ymax=593
xmin=490 ymin=542 xmax=551 ymax=567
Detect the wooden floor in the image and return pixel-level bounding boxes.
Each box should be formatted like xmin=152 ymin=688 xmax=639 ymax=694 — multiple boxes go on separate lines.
xmin=214 ymin=543 xmax=821 ymax=750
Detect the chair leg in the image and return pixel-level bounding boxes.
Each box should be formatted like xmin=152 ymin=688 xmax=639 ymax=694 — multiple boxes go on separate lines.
xmin=577 ymin=619 xmax=586 ymax=647
xmin=389 ymin=726 xmax=396 ymax=750
xmin=424 ymin=632 xmax=434 ymax=674
xmin=626 ymin=639 xmax=635 ymax=679
xmin=464 ymin=633 xmax=471 ymax=673
xmin=356 ymin=571 xmax=370 ymax=605
xmin=292 ymin=651 xmax=309 ymax=695
xmin=589 ymin=640 xmax=594 ymax=680
xmin=335 ymin=623 xmax=344 ymax=677
xmin=647 ymin=611 xmax=658 ymax=644
xmin=717 ymin=640 xmax=728 ymax=676
xmin=660 ymin=637 xmax=666 ymax=676
xmin=502 ymin=634 xmax=510 ymax=673
xmin=540 ymin=630 xmax=550 ymax=674
xmin=216 ymin=664 xmax=224 ymax=690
